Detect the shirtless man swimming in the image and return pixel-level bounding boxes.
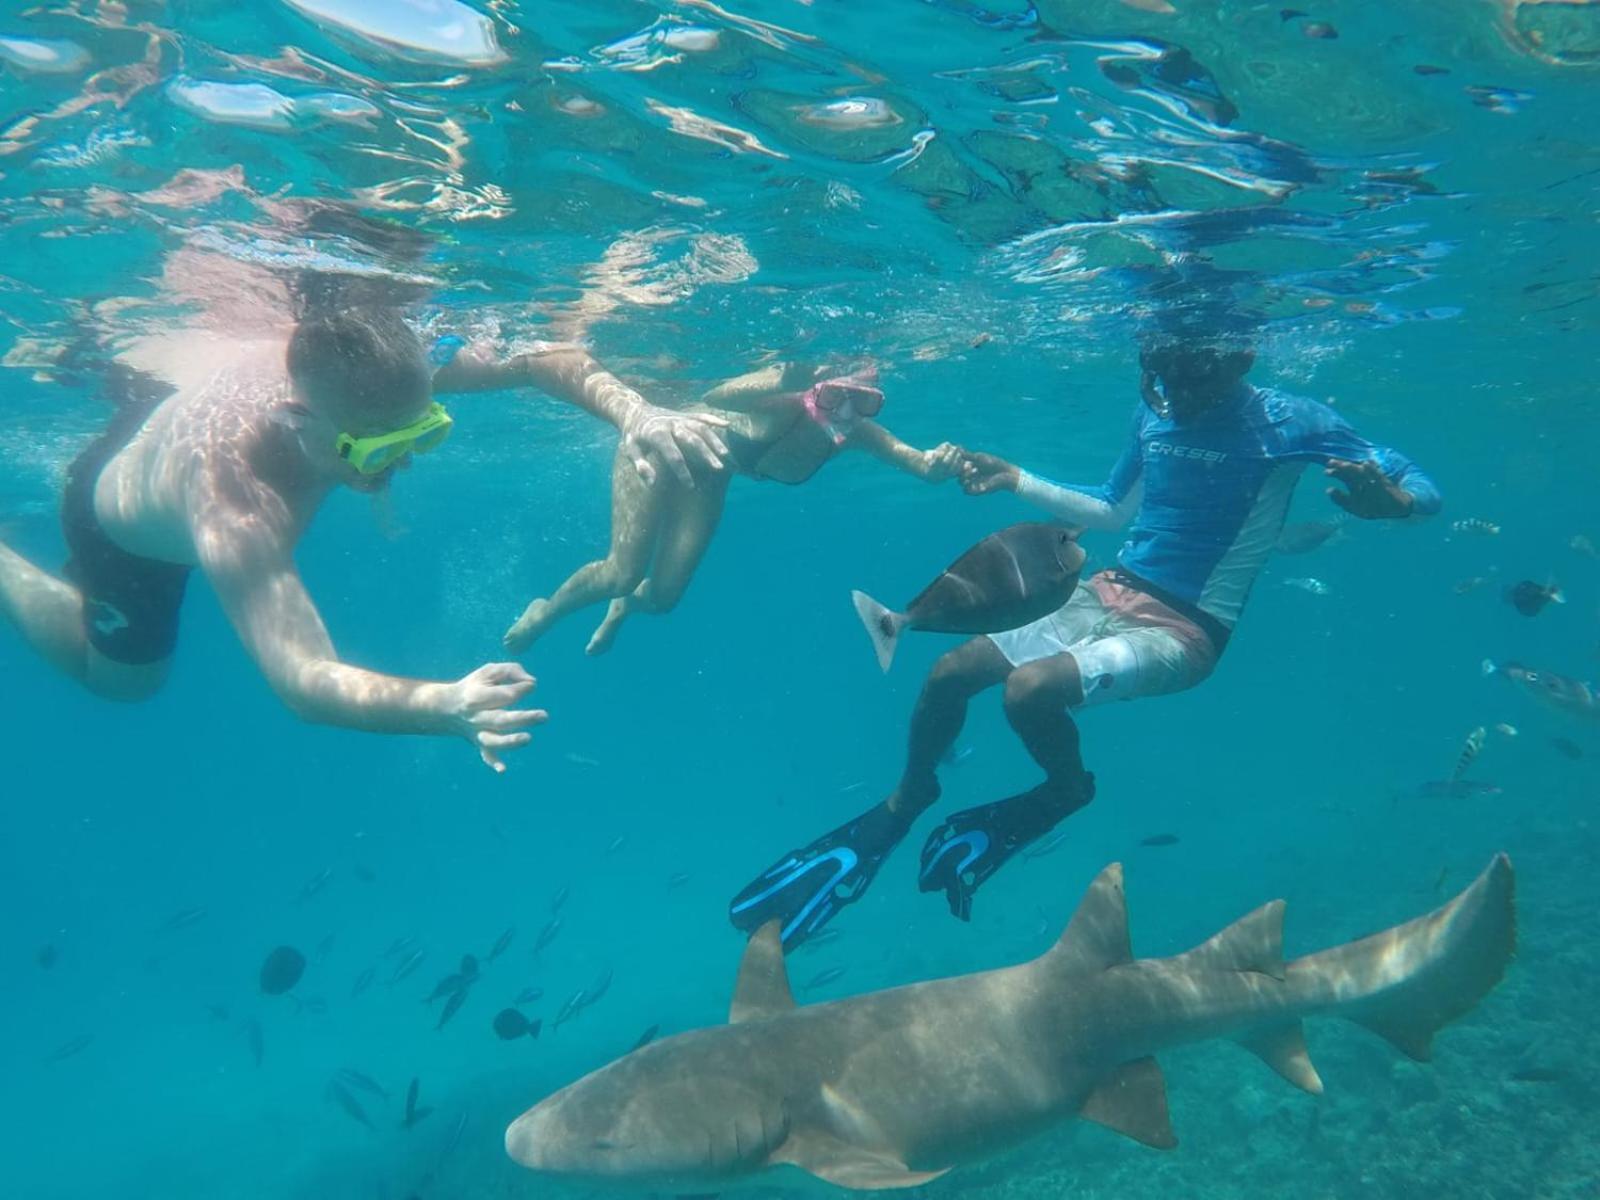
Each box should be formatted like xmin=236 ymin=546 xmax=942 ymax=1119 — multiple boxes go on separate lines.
xmin=0 ymin=309 xmax=728 ymax=771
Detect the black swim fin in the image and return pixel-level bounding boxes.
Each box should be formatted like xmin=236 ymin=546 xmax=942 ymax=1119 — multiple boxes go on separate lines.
xmin=729 ymin=803 xmax=909 ymax=950
xmin=918 ymin=775 xmax=1094 ymax=920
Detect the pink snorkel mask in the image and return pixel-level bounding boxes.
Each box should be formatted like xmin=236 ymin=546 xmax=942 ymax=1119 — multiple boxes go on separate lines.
xmin=802 ymin=368 xmax=884 ymax=445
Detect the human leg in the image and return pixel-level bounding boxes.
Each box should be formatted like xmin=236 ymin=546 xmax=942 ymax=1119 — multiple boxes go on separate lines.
xmin=504 ymin=452 xmax=665 ymax=650
xmin=890 ymin=635 xmax=1013 ymax=819
xmin=585 ymin=470 xmax=728 ymax=655
xmin=727 ymin=636 xmax=1010 ymax=949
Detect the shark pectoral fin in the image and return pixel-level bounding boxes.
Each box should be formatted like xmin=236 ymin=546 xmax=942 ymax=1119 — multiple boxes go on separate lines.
xmin=1052 ymin=863 xmax=1133 ymax=970
xmin=729 ymin=920 xmax=796 ymax=1023
xmin=773 ymin=1133 xmax=949 ymax=1191
xmin=1079 ymin=1057 xmax=1177 ymax=1149
xmin=1181 ymin=900 xmax=1286 ymax=980
xmin=1237 ymin=1022 xmax=1324 ymax=1094
xmin=1352 ymin=1011 xmax=1435 ymax=1062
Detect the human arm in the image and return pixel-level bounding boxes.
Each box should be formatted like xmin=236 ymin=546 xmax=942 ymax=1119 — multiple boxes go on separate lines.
xmin=195 ymin=503 xmax=545 ymax=772
xmin=845 ymin=420 xmax=963 ymax=482
xmin=432 ymin=340 xmax=727 ymax=486
xmin=959 ymin=413 xmax=1145 ymax=531
xmin=700 ymin=362 xmax=819 ymax=413
xmin=1287 ymin=397 xmax=1441 ymax=519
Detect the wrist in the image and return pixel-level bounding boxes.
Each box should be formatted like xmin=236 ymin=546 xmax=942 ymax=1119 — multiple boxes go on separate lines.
xmin=413 ymin=680 xmax=458 ymax=735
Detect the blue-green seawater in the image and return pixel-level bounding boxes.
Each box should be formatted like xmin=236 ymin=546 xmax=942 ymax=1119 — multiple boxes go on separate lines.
xmin=1 ymin=1 xmax=1597 ymax=1197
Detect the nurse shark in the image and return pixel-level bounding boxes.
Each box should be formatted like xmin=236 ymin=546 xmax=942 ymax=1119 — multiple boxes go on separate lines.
xmin=507 ymin=855 xmax=1515 ymax=1191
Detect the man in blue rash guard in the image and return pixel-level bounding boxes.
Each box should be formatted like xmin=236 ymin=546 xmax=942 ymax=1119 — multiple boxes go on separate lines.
xmin=731 ymin=332 xmax=1441 ymax=945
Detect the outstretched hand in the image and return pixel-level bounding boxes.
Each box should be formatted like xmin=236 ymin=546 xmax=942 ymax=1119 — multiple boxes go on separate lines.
xmin=622 ymin=406 xmax=730 ymax=487
xmin=960 ymin=450 xmax=1021 ymax=496
xmin=442 ymin=662 xmax=548 ymax=773
xmin=1325 ymin=458 xmax=1413 ymax=519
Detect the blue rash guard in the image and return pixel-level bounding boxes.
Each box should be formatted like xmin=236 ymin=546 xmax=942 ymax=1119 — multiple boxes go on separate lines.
xmin=1014 ymin=386 xmax=1441 ymax=648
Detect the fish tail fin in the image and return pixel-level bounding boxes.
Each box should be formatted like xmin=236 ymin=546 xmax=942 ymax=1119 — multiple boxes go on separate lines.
xmin=1290 ymin=854 xmax=1515 ymax=1062
xmin=851 ymin=590 xmax=905 ymax=673
xmin=1481 ymin=658 xmax=1499 ymax=677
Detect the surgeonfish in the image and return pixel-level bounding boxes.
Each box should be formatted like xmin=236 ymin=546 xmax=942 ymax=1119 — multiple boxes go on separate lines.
xmin=852 ymin=523 xmax=1085 ymax=671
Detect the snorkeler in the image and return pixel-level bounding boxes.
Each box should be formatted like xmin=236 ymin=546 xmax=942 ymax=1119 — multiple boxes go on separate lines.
xmin=731 ymin=331 xmax=1441 ymax=946
xmin=503 ymin=363 xmax=964 ymax=655
xmin=0 ymin=309 xmax=727 ymax=772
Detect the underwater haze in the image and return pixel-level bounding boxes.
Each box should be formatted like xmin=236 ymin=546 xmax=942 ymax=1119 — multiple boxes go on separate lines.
xmin=2 ymin=1 xmax=1598 ymax=1197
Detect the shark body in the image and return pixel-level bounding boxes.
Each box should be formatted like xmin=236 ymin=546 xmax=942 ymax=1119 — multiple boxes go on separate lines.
xmin=507 ymin=856 xmax=1515 ymax=1191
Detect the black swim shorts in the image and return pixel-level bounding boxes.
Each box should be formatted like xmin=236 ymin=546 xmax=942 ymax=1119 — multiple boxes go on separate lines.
xmin=60 ymin=400 xmax=192 ymax=666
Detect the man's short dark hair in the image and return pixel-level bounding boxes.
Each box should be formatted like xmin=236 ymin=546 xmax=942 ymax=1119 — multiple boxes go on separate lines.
xmin=287 ymin=310 xmax=429 ymax=424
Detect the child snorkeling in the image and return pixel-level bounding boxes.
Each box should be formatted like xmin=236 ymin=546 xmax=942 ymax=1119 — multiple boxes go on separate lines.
xmin=504 ymin=362 xmax=964 ymax=655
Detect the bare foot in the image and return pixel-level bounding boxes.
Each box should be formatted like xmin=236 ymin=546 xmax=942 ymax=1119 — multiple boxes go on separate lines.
xmin=504 ymin=599 xmax=552 ymax=651
xmin=585 ymin=598 xmax=629 ymax=656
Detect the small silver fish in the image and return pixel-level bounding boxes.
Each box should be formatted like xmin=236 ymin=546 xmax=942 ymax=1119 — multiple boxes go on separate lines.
xmin=535 ymin=917 xmax=562 ymax=954
xmin=1485 ymin=660 xmax=1599 ymax=723
xmin=297 ymin=868 xmax=334 ymax=904
xmin=45 ymin=1034 xmax=94 ymax=1064
xmin=436 ymin=985 xmax=470 ymax=1030
xmin=161 ymin=906 xmax=208 ymax=932
xmin=335 ymin=1067 xmax=388 ymax=1100
xmin=402 ymin=1077 xmax=433 ymax=1129
xmin=350 ymin=966 xmax=376 ymax=998
xmin=1451 ymin=518 xmax=1501 ymax=536
xmin=1282 ymin=577 xmax=1331 ymax=596
xmin=581 ymin=966 xmax=613 ymax=1009
xmin=1023 ymin=827 xmax=1073 ymax=860
xmin=803 ymin=966 xmax=847 ymax=991
xmin=388 ymin=949 xmax=426 ymax=987
xmin=325 ymin=1079 xmax=374 ymax=1130
xmin=553 ymin=990 xmax=587 ymax=1029
xmin=488 ymin=927 xmax=515 ymax=960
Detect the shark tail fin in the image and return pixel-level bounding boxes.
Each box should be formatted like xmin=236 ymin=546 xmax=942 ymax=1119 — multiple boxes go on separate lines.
xmin=1300 ymin=854 xmax=1516 ymax=1062
xmin=851 ymin=590 xmax=906 ymax=673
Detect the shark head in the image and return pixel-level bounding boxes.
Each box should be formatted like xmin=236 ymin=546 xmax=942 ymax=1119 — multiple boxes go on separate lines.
xmin=505 ymin=1035 xmax=792 ymax=1188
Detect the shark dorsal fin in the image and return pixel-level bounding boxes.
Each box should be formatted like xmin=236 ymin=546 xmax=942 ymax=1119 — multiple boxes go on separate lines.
xmin=1183 ymin=900 xmax=1286 ymax=979
xmin=1237 ymin=1021 xmax=1324 ymax=1094
xmin=1053 ymin=863 xmax=1132 ymax=969
xmin=1079 ymin=1057 xmax=1177 ymax=1149
xmin=729 ymin=920 xmax=796 ymax=1023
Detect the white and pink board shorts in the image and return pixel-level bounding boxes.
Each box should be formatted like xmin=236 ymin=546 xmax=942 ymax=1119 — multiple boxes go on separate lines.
xmin=987 ymin=570 xmax=1220 ymax=706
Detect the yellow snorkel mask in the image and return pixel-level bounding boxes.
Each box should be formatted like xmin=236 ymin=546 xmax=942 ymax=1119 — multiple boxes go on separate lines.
xmin=335 ymin=402 xmax=453 ymax=475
